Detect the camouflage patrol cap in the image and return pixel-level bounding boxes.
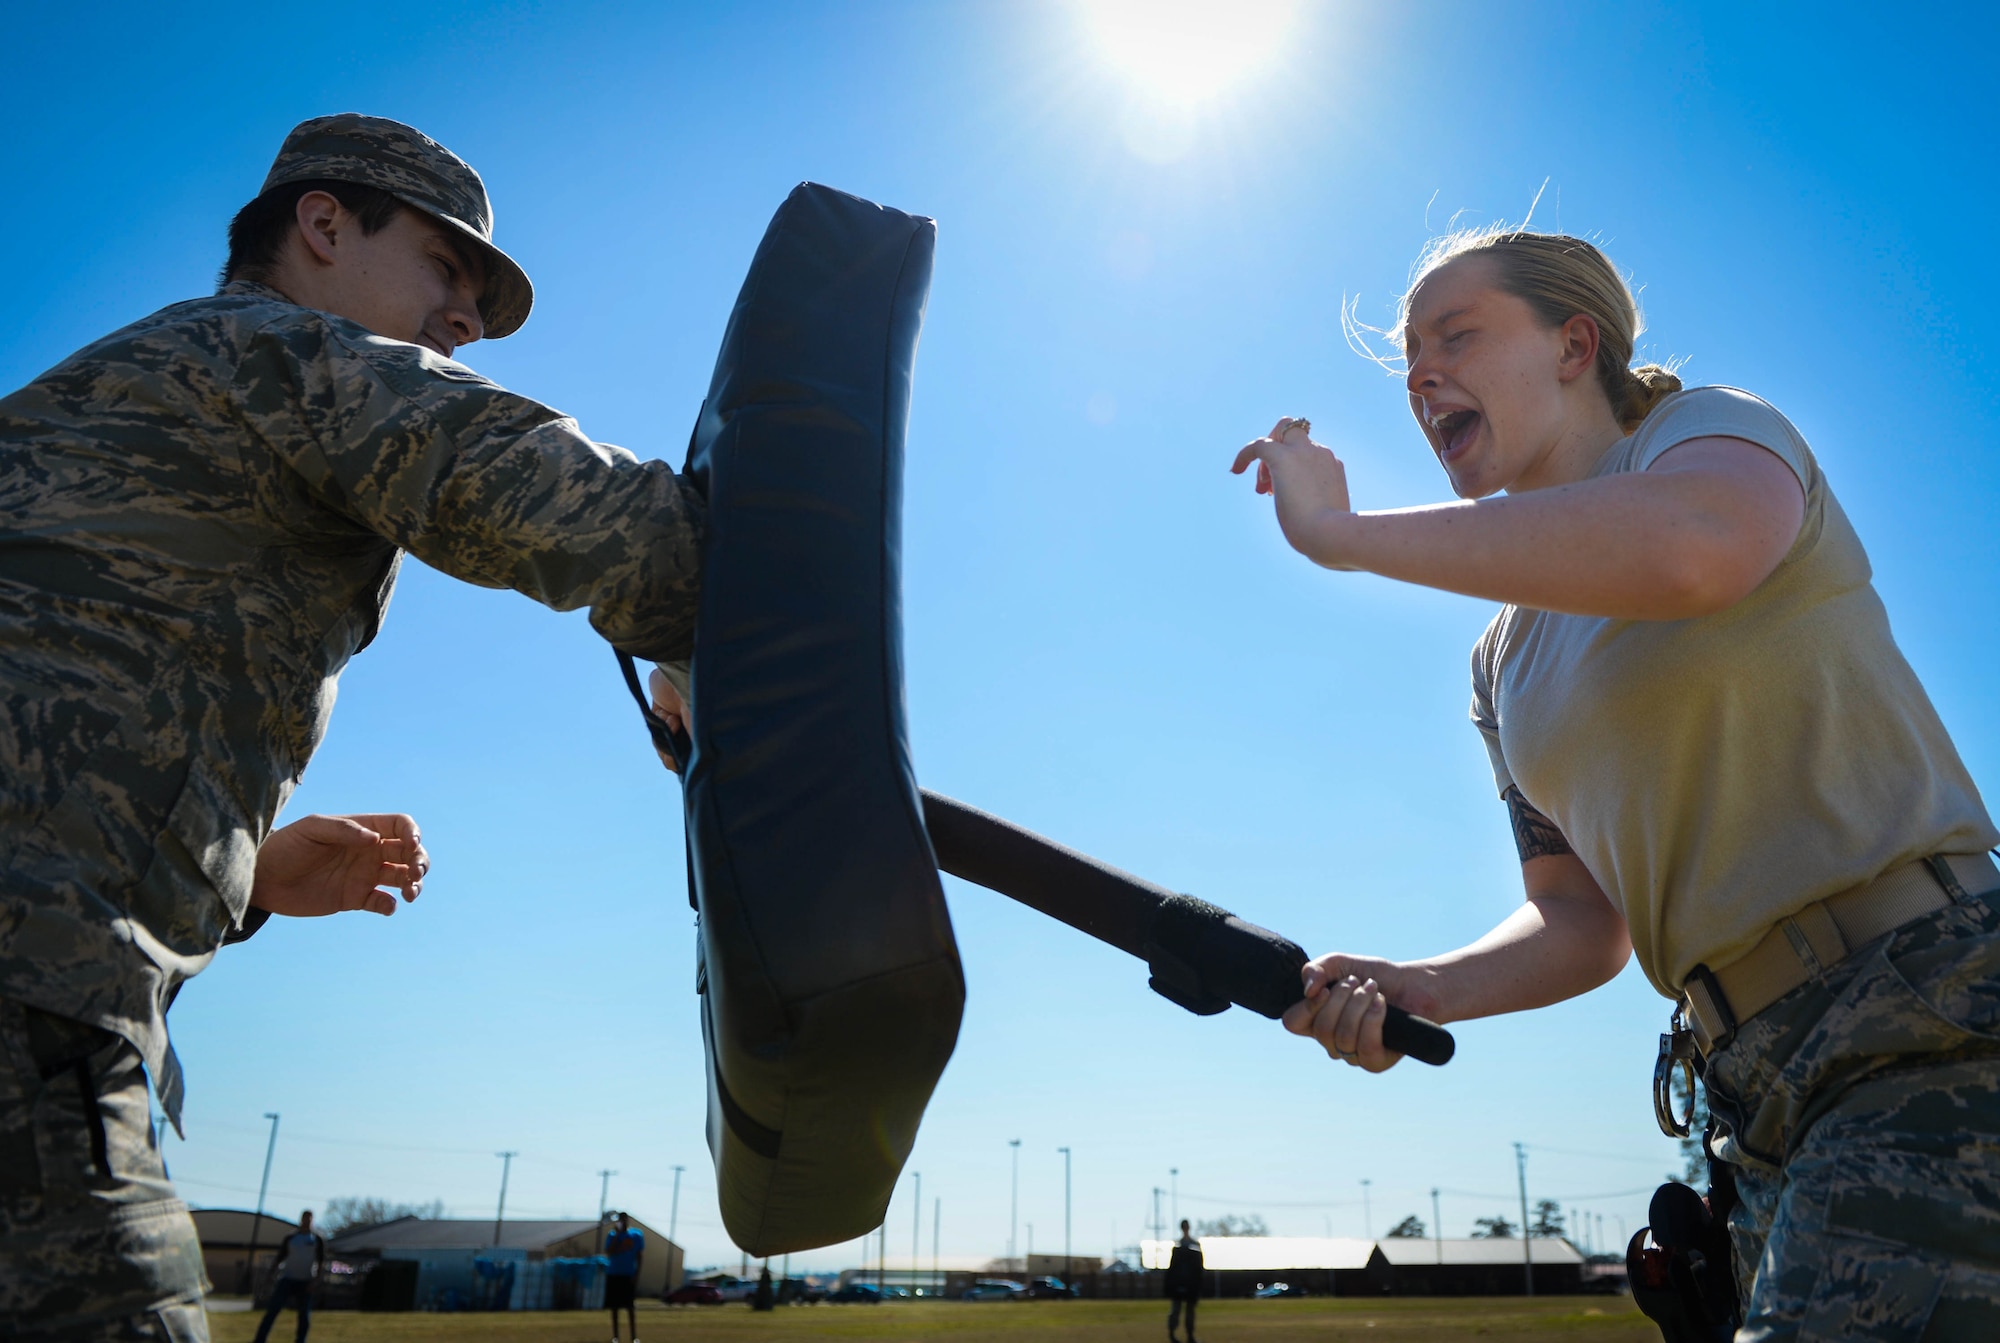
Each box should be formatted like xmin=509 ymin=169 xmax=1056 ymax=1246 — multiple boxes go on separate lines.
xmin=262 ymin=113 xmax=534 ymax=339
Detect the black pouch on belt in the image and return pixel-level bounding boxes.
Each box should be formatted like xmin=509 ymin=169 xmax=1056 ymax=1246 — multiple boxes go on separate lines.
xmin=1627 ymin=1130 xmax=1742 ymax=1343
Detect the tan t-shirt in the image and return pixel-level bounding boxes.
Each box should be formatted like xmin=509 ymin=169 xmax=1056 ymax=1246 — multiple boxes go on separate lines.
xmin=1470 ymin=385 xmax=1996 ymax=998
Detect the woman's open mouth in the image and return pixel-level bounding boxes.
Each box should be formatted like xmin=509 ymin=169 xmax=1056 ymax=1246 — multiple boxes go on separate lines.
xmin=1431 ymin=408 xmax=1481 ymax=458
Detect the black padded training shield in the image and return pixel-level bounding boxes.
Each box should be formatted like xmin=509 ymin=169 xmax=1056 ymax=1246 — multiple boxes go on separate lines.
xmin=673 ymin=183 xmax=961 ymax=1256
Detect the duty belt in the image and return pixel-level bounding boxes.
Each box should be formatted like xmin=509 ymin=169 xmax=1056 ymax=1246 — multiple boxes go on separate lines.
xmin=1655 ymin=851 xmax=2000 ymax=1137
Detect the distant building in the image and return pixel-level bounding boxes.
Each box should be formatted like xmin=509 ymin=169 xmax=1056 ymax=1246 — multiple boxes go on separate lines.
xmin=188 ymin=1210 xmax=306 ymax=1296
xmin=324 ymin=1216 xmax=682 ymax=1310
xmin=1139 ymin=1235 xmax=1589 ymax=1297
xmin=1141 ymin=1236 xmax=1385 ymax=1296
xmin=1373 ymin=1236 xmax=1586 ymax=1295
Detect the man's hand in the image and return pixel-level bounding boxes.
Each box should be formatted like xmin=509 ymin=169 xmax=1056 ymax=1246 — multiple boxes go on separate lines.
xmin=1281 ymin=953 xmax=1444 ymax=1074
xmin=648 ymin=667 xmax=688 ymax=773
xmin=250 ymin=813 xmax=428 ymax=917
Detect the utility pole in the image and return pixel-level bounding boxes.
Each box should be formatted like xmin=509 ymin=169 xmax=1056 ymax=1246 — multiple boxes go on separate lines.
xmin=1170 ymin=1167 xmax=1178 ymax=1228
xmin=1431 ymin=1188 xmax=1442 ymax=1266
xmin=494 ymin=1151 xmax=517 ymax=1247
xmin=669 ymin=1165 xmax=685 ymax=1245
xmin=242 ymin=1112 xmax=280 ymax=1294
xmin=597 ymin=1169 xmax=616 ymax=1220
xmin=1514 ymin=1142 xmax=1533 ymax=1297
xmin=1008 ymin=1139 xmax=1021 ymax=1272
xmin=1361 ymin=1178 xmax=1373 ymax=1239
xmin=932 ymin=1195 xmax=941 ymax=1297
xmin=1057 ymin=1147 xmax=1072 ymax=1284
xmin=912 ymin=1171 xmax=921 ymax=1290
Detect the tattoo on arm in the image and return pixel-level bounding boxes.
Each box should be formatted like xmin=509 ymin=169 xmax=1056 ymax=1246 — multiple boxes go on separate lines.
xmin=1504 ymin=786 xmax=1574 ymax=862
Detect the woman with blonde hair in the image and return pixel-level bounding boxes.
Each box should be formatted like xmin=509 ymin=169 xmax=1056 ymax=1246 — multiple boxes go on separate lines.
xmin=1236 ymin=228 xmax=1999 ymax=1338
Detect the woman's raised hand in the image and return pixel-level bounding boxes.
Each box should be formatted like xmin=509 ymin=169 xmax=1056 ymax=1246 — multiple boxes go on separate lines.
xmin=1282 ymin=951 xmax=1445 ymax=1074
xmin=1230 ymin=417 xmax=1355 ymax=567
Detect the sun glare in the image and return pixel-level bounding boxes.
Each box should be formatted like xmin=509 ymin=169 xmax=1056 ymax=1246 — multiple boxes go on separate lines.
xmin=1080 ymin=0 xmax=1302 ymax=106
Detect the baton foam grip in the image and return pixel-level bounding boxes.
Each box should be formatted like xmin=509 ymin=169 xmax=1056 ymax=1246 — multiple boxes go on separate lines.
xmin=1146 ymin=891 xmax=1456 ymax=1065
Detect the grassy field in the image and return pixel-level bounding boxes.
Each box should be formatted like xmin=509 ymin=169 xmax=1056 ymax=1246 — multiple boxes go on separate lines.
xmin=207 ymin=1296 xmax=1659 ymax=1342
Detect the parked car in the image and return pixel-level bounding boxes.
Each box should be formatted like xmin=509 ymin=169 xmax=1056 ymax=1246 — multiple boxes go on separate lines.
xmin=961 ymin=1278 xmax=1026 ymax=1301
xmin=827 ymin=1283 xmax=883 ymax=1304
xmin=1023 ymin=1276 xmax=1077 ymax=1299
xmin=663 ymin=1283 xmax=724 ymax=1305
xmin=712 ymin=1276 xmax=756 ymax=1302
xmin=1253 ymin=1281 xmax=1306 ymax=1298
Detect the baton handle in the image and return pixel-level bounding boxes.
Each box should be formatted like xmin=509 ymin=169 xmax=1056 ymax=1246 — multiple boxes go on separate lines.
xmin=1379 ymin=1004 xmax=1456 ymax=1067
xmin=1250 ymin=939 xmax=1454 ymax=1067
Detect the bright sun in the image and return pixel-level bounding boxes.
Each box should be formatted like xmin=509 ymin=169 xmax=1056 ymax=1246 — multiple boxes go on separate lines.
xmin=1079 ymin=0 xmax=1303 ymax=106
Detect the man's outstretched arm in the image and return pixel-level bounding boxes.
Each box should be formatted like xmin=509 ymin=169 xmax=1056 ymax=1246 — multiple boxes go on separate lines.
xmin=249 ymin=812 xmax=429 ymax=918
xmin=239 ymin=314 xmax=706 ymax=661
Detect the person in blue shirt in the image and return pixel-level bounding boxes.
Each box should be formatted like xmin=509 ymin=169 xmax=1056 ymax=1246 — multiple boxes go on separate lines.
xmin=603 ymin=1211 xmax=644 ymax=1342
xmin=252 ymin=1210 xmax=324 ymax=1343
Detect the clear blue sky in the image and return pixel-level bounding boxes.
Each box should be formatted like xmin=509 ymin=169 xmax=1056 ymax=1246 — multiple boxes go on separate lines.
xmin=5 ymin=0 xmax=1996 ymax=1273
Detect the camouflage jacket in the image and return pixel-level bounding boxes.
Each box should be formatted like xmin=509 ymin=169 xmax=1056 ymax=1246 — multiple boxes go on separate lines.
xmin=0 ymin=282 xmax=703 ymax=1122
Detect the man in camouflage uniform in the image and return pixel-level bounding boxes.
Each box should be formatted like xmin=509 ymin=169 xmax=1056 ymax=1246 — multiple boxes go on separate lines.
xmin=0 ymin=114 xmax=703 ymax=1338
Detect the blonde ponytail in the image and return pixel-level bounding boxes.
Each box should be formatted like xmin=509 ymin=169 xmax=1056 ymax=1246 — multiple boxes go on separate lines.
xmin=1619 ymin=363 xmax=1683 ymax=431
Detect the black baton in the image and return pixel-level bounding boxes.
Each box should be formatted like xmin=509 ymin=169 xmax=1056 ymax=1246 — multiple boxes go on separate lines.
xmin=920 ymin=791 xmax=1456 ymax=1067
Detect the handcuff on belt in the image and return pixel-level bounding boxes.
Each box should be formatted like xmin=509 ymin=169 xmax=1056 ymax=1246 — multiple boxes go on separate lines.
xmin=1653 ymin=1004 xmax=1701 ymax=1138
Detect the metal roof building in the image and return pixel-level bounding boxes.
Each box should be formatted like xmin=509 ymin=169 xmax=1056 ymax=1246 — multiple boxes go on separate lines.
xmin=1140 ymin=1236 xmax=1379 ymax=1271
xmin=326 ymin=1216 xmax=681 ymax=1309
xmin=1376 ymin=1236 xmax=1586 ymax=1267
xmin=1134 ymin=1235 xmax=1589 ymax=1297
xmin=188 ymin=1210 xmax=306 ymax=1297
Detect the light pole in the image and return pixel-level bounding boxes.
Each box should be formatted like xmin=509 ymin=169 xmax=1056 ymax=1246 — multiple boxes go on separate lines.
xmin=1431 ymin=1188 xmax=1442 ymax=1266
xmin=242 ymin=1112 xmax=280 ymax=1293
xmin=1057 ymin=1147 xmax=1072 ymax=1284
xmin=1008 ymin=1138 xmax=1022 ymax=1271
xmin=912 ymin=1171 xmax=921 ymax=1290
xmin=669 ymin=1165 xmax=685 ymax=1245
xmin=1152 ymin=1187 xmax=1162 ymax=1242
xmin=1361 ymin=1179 xmax=1372 ymax=1239
xmin=597 ymin=1169 xmax=616 ymax=1220
xmin=933 ymin=1196 xmax=941 ymax=1297
xmin=1170 ymin=1167 xmax=1178 ymax=1228
xmin=1514 ymin=1142 xmax=1533 ymax=1296
xmin=494 ymin=1151 xmax=517 ymax=1247
xmin=1026 ymin=1222 xmax=1033 ymax=1278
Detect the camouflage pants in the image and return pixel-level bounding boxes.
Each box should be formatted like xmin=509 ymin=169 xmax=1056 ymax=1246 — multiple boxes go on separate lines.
xmin=0 ymin=999 xmax=208 ymax=1340
xmin=1704 ymin=890 xmax=2000 ymax=1341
